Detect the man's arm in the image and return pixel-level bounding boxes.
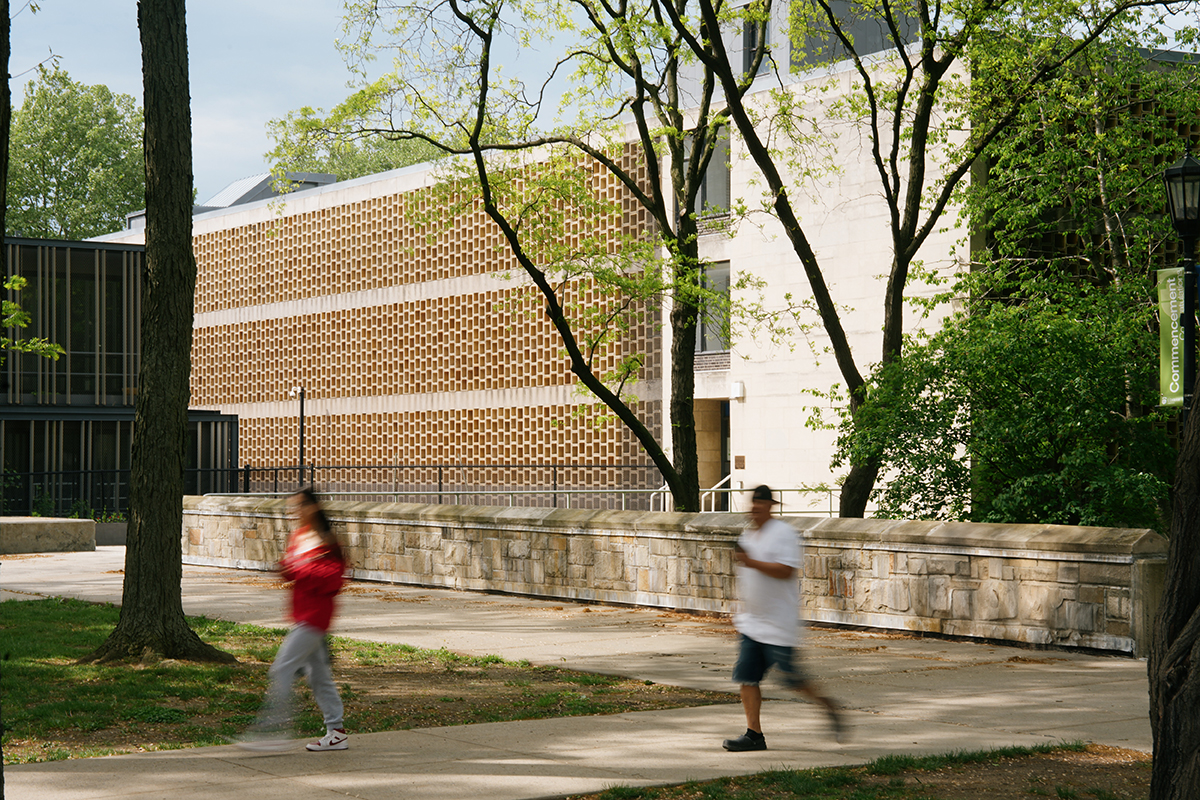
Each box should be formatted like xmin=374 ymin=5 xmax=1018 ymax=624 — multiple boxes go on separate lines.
xmin=734 ymin=550 xmax=797 ymax=579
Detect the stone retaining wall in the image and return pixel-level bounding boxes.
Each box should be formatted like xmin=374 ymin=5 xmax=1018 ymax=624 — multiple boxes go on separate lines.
xmin=181 ymin=496 xmax=1167 ymax=656
xmin=1 ymin=517 xmax=95 ymax=554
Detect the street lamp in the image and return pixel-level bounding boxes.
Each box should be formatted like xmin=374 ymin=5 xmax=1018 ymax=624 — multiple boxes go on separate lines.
xmin=289 ymin=385 xmax=305 ymax=486
xmin=1164 ymin=153 xmax=1200 ymax=418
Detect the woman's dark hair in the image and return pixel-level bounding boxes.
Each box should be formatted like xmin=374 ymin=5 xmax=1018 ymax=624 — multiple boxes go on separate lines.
xmin=293 ymin=487 xmax=343 ymax=562
xmin=294 ymin=487 xmax=331 ymax=533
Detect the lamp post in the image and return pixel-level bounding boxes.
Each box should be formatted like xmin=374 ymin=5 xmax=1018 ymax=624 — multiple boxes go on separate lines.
xmin=1164 ymin=153 xmax=1200 ymax=422
xmin=289 ymin=385 xmax=305 ymax=486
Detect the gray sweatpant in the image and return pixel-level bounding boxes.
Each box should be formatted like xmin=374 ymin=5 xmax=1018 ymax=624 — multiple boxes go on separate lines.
xmin=255 ymin=622 xmax=344 ymax=733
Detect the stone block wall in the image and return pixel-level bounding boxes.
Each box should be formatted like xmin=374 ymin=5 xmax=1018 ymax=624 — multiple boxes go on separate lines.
xmin=799 ymin=519 xmax=1167 ymax=654
xmin=1 ymin=517 xmax=95 ymax=554
xmin=181 ymin=496 xmax=1167 ymax=655
xmin=182 ymin=495 xmax=738 ymax=610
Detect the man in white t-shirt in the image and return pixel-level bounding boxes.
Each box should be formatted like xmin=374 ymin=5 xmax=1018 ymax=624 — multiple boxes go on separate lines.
xmin=723 ymin=484 xmax=845 ymax=752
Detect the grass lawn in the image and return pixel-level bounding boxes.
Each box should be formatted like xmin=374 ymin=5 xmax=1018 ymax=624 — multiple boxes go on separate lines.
xmin=0 ymin=596 xmax=734 ymax=764
xmin=0 ymin=598 xmax=1155 ymax=799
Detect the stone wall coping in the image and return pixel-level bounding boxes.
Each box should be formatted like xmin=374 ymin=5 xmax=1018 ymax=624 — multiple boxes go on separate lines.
xmin=183 ymin=496 xmax=1166 ymax=557
xmin=183 ymin=496 xmax=745 ymax=540
xmin=792 ymin=517 xmax=1165 ymax=557
xmin=805 ymin=538 xmax=1160 ymax=566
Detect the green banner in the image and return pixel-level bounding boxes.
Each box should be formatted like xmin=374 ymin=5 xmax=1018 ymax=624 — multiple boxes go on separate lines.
xmin=1160 ymin=267 xmax=1186 ymax=407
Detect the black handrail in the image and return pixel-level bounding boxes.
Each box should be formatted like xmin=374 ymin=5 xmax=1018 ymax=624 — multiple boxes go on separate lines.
xmin=1 ymin=463 xmax=665 ymax=516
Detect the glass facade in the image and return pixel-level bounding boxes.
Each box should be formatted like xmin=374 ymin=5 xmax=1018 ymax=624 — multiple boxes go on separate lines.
xmin=2 ymin=239 xmax=141 ymax=405
xmin=1 ymin=238 xmax=238 ymax=515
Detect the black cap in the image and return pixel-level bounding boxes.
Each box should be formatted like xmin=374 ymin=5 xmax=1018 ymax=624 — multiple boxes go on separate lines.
xmin=751 ymin=485 xmax=778 ymax=504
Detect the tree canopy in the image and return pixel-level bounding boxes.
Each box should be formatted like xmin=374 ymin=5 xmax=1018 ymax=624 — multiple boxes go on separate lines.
xmin=1 ymin=275 xmax=63 ymax=364
xmin=841 ymin=287 xmax=1174 ymax=528
xmin=679 ymin=0 xmax=1198 ymax=515
xmin=7 ymin=65 xmax=144 ymax=240
xmin=836 ymin=27 xmax=1198 ymax=530
xmin=288 ymin=0 xmax=764 ymax=510
xmin=265 ymin=105 xmax=444 ymax=180
xmin=277 ymin=0 xmax=1196 ymax=513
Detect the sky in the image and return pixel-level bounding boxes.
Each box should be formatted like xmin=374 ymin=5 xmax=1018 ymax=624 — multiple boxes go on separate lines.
xmin=11 ymin=0 xmax=356 ymax=204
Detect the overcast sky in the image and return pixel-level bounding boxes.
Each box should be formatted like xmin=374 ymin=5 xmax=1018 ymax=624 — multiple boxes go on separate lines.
xmin=11 ymin=0 xmax=355 ymax=204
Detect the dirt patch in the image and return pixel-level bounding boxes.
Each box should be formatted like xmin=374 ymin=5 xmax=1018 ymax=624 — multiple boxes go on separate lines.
xmin=565 ymin=744 xmax=1151 ymax=800
xmin=856 ymin=744 xmax=1151 ymax=800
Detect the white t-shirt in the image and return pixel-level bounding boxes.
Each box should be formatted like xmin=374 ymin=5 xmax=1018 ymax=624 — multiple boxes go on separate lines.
xmin=734 ymin=517 xmax=803 ymax=646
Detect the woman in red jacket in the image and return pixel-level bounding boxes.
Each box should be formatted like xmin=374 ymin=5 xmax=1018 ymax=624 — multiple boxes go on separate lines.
xmin=241 ymin=488 xmax=349 ymax=752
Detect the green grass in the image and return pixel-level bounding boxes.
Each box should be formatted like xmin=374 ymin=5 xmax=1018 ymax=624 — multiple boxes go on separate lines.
xmin=0 ymin=598 xmax=284 ymax=760
xmin=0 ymin=598 xmax=544 ymax=761
xmin=1 ymin=596 xmax=730 ymax=764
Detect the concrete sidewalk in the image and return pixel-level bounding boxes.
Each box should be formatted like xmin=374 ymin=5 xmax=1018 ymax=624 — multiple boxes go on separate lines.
xmin=2 ymin=547 xmax=1153 ymax=800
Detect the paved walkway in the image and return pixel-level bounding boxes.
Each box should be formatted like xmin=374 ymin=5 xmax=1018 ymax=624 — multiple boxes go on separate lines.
xmin=2 ymin=547 xmax=1153 ymax=800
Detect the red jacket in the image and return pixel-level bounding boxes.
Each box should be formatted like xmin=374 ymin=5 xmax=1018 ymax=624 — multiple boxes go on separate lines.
xmin=279 ymin=525 xmax=345 ymax=632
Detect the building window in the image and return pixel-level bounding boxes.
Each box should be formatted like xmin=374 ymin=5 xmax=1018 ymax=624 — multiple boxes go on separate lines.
xmin=688 ymin=132 xmax=730 ymax=219
xmin=742 ymin=4 xmax=770 ymax=77
xmin=696 ymin=261 xmax=731 ymax=353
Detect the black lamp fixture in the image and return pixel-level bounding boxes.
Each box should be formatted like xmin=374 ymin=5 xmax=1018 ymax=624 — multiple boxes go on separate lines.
xmin=290 ymin=385 xmax=305 ymax=486
xmin=1164 ymin=152 xmax=1200 ymax=256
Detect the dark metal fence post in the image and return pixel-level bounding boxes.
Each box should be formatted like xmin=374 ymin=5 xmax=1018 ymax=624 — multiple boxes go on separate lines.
xmin=18 ymin=461 xmax=665 ymax=514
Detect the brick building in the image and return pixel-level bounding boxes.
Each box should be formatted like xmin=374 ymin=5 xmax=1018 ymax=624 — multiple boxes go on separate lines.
xmin=99 ymin=164 xmax=675 ymax=507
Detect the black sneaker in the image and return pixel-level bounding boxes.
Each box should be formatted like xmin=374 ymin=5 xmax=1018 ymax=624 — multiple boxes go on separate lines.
xmin=722 ymin=730 xmax=767 ymax=751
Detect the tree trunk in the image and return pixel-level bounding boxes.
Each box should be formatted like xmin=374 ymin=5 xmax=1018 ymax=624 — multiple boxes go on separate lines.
xmin=1 ymin=0 xmax=9 ymax=244
xmin=1149 ymin=400 xmax=1200 ymax=798
xmin=82 ymin=0 xmax=232 ymax=664
xmin=838 ymin=459 xmax=879 ymax=518
xmin=838 ymin=251 xmax=911 ymax=518
xmin=2 ymin=0 xmax=12 ymax=788
xmin=668 ymin=281 xmax=700 ymax=513
xmin=2 ymin=0 xmax=12 ymax=786
xmin=666 ymin=210 xmax=702 ymax=513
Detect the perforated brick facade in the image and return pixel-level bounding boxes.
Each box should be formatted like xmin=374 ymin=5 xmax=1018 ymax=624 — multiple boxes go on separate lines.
xmin=173 ymin=159 xmax=664 ymax=499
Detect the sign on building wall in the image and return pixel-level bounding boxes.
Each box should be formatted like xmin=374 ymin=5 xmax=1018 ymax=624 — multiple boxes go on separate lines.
xmin=1159 ymin=266 xmax=1186 ymax=407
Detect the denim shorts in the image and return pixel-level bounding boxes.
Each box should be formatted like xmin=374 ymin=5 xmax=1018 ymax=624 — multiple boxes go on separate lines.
xmin=732 ymin=634 xmax=812 ymax=689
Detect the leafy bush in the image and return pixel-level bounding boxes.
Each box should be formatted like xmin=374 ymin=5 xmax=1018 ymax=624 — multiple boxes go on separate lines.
xmin=30 ymin=488 xmax=55 ymax=517
xmin=838 ymin=286 xmax=1174 ymax=531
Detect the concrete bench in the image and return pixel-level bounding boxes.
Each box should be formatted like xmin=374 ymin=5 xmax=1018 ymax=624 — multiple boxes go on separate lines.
xmin=0 ymin=517 xmax=96 ymax=554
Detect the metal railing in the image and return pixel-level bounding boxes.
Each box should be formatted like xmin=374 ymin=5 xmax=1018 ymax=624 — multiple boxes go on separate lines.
xmin=230 ymin=462 xmax=665 ymax=511
xmin=208 ymin=483 xmax=858 ymax=517
xmin=0 ymin=462 xmax=664 ymax=516
xmin=1 ymin=467 xmax=241 ymax=517
xmin=209 ymin=487 xmax=672 ymax=511
xmin=698 ymin=485 xmax=859 ymax=518
xmin=701 ymin=474 xmax=733 ymax=512
xmin=3 ymin=462 xmax=857 ymax=519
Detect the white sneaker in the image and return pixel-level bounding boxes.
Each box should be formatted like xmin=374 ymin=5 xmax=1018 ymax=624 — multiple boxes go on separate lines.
xmin=306 ymin=729 xmax=349 ymax=751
